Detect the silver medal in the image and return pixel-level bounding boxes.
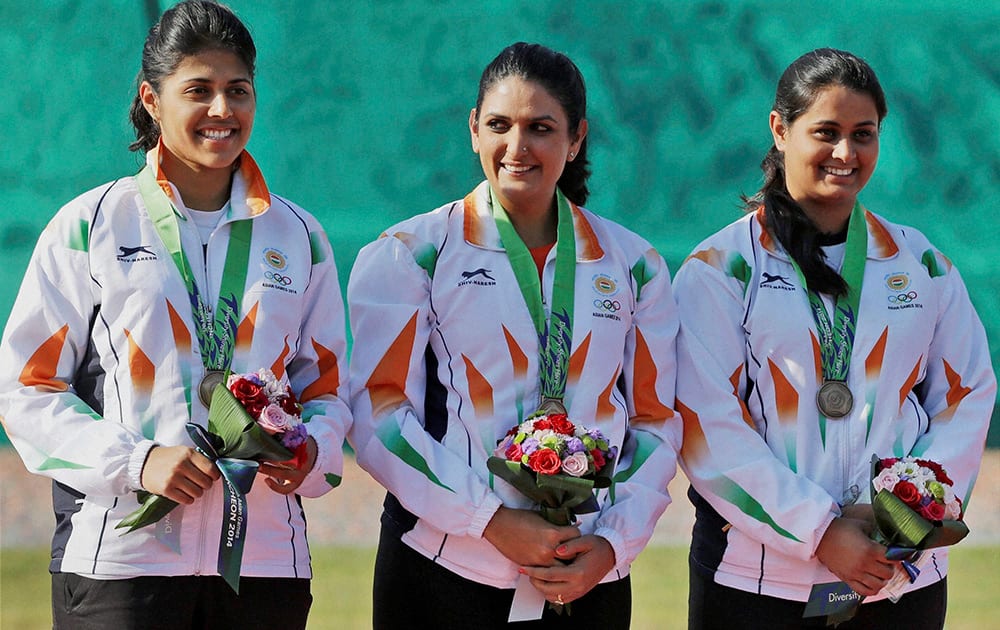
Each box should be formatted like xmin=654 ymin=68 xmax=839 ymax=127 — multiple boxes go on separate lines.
xmin=537 ymin=397 xmax=567 ymax=416
xmin=817 ymin=380 xmax=853 ymax=418
xmin=198 ymin=370 xmax=227 ymax=408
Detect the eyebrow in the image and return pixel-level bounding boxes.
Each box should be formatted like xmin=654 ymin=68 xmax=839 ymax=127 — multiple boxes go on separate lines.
xmin=813 ymin=119 xmax=878 ymax=127
xmin=180 ymin=76 xmax=253 ymax=85
xmin=483 ymin=111 xmax=560 ymax=124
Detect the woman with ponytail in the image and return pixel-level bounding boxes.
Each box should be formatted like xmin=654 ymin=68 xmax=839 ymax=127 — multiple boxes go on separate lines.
xmin=0 ymin=2 xmax=351 ymax=627
xmin=347 ymin=42 xmax=681 ymax=628
xmin=673 ymin=48 xmax=994 ymax=628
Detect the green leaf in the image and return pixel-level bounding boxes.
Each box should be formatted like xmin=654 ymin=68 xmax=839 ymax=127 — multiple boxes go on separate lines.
xmin=206 ymin=384 xmax=293 ymax=462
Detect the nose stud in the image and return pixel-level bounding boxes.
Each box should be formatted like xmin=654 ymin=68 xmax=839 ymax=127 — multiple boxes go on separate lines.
xmin=521 ymin=146 xmax=528 ymax=152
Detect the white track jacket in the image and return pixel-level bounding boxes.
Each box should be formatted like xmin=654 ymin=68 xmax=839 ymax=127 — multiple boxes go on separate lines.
xmin=347 ymin=182 xmax=682 ymax=588
xmin=674 ymin=207 xmax=995 ymax=601
xmin=0 ymin=147 xmax=351 ymax=579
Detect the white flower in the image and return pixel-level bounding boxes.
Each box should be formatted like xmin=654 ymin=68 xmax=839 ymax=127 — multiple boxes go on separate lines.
xmin=561 ymin=452 xmax=589 ymax=477
xmin=944 ymin=499 xmax=962 ymax=520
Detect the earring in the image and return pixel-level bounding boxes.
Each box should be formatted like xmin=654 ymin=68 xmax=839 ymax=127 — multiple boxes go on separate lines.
xmin=569 ymin=152 xmax=575 ymax=159
xmin=521 ymin=146 xmax=528 ymax=152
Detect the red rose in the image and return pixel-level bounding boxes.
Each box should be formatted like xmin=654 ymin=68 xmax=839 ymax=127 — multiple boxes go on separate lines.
xmin=919 ymin=500 xmax=946 ymax=522
xmin=893 ymin=480 xmax=922 ymax=509
xmin=245 ymin=400 xmax=267 ymax=419
xmin=505 ymin=442 xmax=524 ymax=463
xmin=549 ymin=415 xmax=575 ymax=435
xmin=916 ymin=459 xmax=953 ymax=486
xmin=230 ymin=377 xmax=262 ymax=402
xmin=879 ymin=457 xmax=898 ymax=470
xmin=278 ymin=394 xmax=301 ymax=416
xmin=533 ymin=418 xmax=552 ymax=431
xmin=590 ymin=448 xmax=606 ymax=472
xmin=528 ymin=448 xmax=562 ymax=475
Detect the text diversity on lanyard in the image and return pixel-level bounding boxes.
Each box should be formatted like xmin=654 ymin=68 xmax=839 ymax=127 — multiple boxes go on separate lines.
xmin=136 ymin=166 xmax=257 ymax=588
xmin=782 ymin=200 xmax=867 ymax=419
xmin=136 ymin=166 xmax=252 ymax=409
xmin=491 ymin=187 xmax=576 ymax=415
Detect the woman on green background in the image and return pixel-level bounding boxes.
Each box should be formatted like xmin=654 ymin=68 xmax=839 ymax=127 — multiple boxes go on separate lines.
xmin=0 ymin=1 xmax=350 ymax=627
xmin=674 ymin=48 xmax=995 ymax=628
xmin=347 ymin=42 xmax=682 ymax=628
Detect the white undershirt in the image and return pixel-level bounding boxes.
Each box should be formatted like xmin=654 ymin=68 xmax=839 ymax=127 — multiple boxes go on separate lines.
xmin=188 ymin=204 xmax=228 ymax=245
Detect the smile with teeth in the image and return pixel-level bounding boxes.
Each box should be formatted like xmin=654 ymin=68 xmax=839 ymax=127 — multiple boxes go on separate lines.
xmin=199 ymin=128 xmax=236 ymax=140
xmin=823 ymin=165 xmax=854 ymax=176
xmin=503 ymin=163 xmax=534 ymax=174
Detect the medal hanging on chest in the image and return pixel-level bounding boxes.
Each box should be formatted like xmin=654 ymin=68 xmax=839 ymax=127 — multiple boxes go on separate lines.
xmin=781 ymin=200 xmax=867 ymax=419
xmin=137 ymin=166 xmax=253 ymax=410
xmin=491 ymin=187 xmax=576 ymax=415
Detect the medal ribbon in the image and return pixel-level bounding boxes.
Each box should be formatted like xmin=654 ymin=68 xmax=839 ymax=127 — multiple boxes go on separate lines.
xmin=136 ymin=166 xmax=253 ymax=554
xmin=136 ymin=167 xmax=252 ymax=374
xmin=491 ymin=187 xmax=576 ymax=406
xmin=186 ymin=423 xmax=260 ymax=594
xmin=783 ymin=201 xmax=867 ymax=384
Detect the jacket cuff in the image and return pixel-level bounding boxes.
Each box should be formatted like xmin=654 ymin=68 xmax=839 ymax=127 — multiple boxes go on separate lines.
xmin=593 ymin=526 xmax=627 ymax=572
xmin=128 ymin=440 xmax=159 ymax=491
xmin=470 ymin=492 xmax=504 ymax=539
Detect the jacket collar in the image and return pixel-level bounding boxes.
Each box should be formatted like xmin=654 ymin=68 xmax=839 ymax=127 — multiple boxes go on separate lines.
xmin=753 ymin=205 xmax=900 ymax=262
xmin=461 ymin=181 xmax=605 ymax=262
xmin=146 ymin=140 xmax=271 ymax=221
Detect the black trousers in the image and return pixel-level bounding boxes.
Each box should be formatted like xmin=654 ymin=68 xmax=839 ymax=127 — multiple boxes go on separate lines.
xmin=688 ymin=558 xmax=947 ymax=630
xmin=373 ymin=525 xmax=632 ymax=629
xmin=51 ymin=573 xmax=311 ymax=630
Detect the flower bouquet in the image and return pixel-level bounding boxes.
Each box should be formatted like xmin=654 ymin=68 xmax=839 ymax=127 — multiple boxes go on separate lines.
xmin=117 ymin=369 xmax=309 ymax=535
xmin=487 ymin=412 xmax=617 ymax=619
xmin=868 ymin=455 xmax=968 ymax=601
xmin=809 ymin=455 xmax=969 ymax=625
xmin=488 ymin=412 xmax=617 ymax=526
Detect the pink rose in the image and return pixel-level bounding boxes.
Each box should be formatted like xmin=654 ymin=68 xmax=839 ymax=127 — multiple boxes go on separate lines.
xmin=528 ymin=448 xmax=562 ymax=475
xmin=561 ymin=452 xmax=589 ymax=477
xmin=893 ymin=480 xmax=922 ymax=509
xmin=258 ymin=404 xmax=294 ymax=435
xmin=873 ymin=469 xmax=900 ymax=493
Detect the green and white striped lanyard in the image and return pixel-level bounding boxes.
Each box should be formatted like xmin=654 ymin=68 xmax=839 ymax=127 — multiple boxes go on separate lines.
xmin=785 ymin=201 xmax=867 ymax=418
xmin=136 ymin=167 xmax=253 ymax=404
xmin=491 ymin=187 xmax=576 ymax=414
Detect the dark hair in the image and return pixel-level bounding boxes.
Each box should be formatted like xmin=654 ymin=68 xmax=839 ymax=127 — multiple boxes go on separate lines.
xmin=129 ymin=0 xmax=256 ymax=153
xmin=474 ymin=42 xmax=591 ymax=205
xmin=746 ymin=48 xmax=887 ymax=296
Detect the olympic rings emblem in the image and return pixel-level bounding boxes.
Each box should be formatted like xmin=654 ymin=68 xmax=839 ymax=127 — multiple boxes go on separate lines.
xmin=593 ymin=299 xmax=621 ymax=312
xmin=888 ymin=291 xmax=918 ymax=304
xmin=265 ymin=271 xmax=293 ymax=286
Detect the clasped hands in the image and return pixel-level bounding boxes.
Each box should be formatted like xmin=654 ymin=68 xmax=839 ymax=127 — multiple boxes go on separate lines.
xmin=140 ymin=437 xmax=318 ymax=502
xmin=483 ymin=506 xmax=616 ymax=606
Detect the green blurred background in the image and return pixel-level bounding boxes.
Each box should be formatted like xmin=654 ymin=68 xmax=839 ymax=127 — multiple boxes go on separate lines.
xmin=1 ymin=0 xmax=997 ymax=444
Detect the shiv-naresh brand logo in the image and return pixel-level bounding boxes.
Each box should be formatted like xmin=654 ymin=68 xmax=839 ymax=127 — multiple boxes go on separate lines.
xmin=458 ymin=268 xmax=496 ymax=286
xmin=759 ymin=272 xmax=795 ymax=291
xmin=117 ymin=244 xmax=157 ymax=262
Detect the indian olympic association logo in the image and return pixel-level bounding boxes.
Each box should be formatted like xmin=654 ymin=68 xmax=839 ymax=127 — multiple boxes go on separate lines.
xmin=591 ymin=273 xmax=622 ymax=321
xmin=261 ymin=247 xmax=297 ymax=294
xmin=263 ymin=247 xmax=288 ymax=271
xmin=592 ymin=273 xmax=619 ymax=297
xmin=885 ymin=271 xmax=922 ymax=310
